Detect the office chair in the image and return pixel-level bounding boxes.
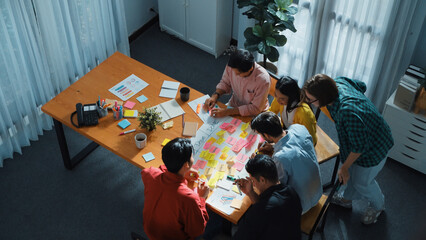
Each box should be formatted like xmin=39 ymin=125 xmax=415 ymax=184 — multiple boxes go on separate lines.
xmin=300 ymin=181 xmax=341 ymax=240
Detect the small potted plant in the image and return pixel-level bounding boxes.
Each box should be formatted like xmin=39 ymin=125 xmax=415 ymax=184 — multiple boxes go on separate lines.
xmin=138 ymin=107 xmax=162 ymax=131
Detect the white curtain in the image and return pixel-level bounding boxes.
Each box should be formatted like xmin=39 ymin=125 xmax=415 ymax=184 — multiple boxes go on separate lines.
xmin=0 ymin=0 xmax=129 ymax=166
xmin=242 ymin=0 xmax=421 ymax=111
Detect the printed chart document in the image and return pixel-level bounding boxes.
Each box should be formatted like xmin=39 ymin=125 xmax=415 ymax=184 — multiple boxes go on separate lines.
xmin=109 ymin=74 xmax=149 ymax=101
xmin=159 ymin=80 xmax=180 ymax=98
xmin=150 ymin=99 xmax=185 ymax=122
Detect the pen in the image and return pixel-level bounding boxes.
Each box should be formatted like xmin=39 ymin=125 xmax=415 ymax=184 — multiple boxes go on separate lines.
xmin=119 ymin=129 xmax=136 ymax=135
xmin=235 ymin=177 xmax=242 ymax=195
xmin=255 ymin=141 xmax=267 ymax=155
xmin=103 ymin=103 xmax=112 ymax=109
xmin=182 ymin=113 xmax=185 ymax=128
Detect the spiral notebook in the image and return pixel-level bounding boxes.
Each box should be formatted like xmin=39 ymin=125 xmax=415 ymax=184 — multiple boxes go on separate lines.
xmin=149 ymin=99 xmax=185 ymax=123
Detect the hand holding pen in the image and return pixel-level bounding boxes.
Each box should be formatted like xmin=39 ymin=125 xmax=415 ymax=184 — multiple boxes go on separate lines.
xmin=234 ymin=177 xmax=253 ymax=196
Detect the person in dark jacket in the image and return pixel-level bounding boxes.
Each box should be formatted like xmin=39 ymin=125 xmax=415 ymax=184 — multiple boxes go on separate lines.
xmin=234 ymin=154 xmax=302 ymax=240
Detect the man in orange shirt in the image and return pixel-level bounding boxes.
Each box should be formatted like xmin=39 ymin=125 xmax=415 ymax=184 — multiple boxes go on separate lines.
xmin=141 ymin=138 xmax=210 ymax=240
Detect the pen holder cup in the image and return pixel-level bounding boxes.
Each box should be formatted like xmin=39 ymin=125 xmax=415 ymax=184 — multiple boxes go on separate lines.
xmin=112 ymin=105 xmax=123 ymax=120
xmin=96 ymin=101 xmax=108 ymax=118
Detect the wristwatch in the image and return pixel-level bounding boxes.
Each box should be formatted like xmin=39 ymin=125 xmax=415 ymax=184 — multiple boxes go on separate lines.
xmin=213 ymin=91 xmax=221 ymax=98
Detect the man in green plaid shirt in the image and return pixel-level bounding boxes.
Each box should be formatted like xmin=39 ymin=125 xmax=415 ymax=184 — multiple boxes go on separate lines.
xmin=303 ymin=74 xmax=394 ymax=225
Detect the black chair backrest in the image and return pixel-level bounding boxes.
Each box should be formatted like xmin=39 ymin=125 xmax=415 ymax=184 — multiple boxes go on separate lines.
xmin=311 ymin=181 xmax=341 ymax=233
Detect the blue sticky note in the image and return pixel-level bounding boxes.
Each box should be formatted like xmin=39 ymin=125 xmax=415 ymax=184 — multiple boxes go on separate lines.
xmin=118 ymin=119 xmax=131 ymax=129
xmin=137 ymin=95 xmax=148 ymax=103
xmin=143 ymin=152 xmax=155 ymax=162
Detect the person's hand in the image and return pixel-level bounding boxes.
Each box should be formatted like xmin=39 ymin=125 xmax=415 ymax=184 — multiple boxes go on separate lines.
xmin=235 ymin=177 xmax=254 ymax=195
xmin=184 ymin=168 xmax=199 ymax=182
xmin=197 ymin=181 xmax=210 ymax=199
xmin=257 ymin=142 xmax=274 ymax=156
xmin=338 ymin=166 xmax=350 ymax=185
xmin=210 ymin=107 xmax=228 ymax=118
xmin=203 ymin=97 xmax=217 ymax=111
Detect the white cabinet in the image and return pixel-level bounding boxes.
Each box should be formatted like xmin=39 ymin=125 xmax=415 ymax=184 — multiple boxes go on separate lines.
xmin=383 ymin=91 xmax=426 ymax=174
xmin=158 ymin=0 xmax=233 ymax=58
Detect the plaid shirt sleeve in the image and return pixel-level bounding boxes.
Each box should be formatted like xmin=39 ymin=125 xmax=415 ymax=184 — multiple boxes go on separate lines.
xmin=341 ymin=108 xmax=369 ymax=154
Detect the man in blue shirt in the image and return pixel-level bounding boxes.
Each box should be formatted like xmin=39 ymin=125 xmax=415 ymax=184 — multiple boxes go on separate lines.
xmin=251 ymin=112 xmax=323 ymax=214
xmin=234 ymin=154 xmax=301 ymax=240
xmin=303 ymin=74 xmax=393 ymax=225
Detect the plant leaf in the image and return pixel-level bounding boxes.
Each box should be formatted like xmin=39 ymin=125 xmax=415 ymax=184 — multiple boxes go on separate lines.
xmin=237 ymin=0 xmax=252 ymax=8
xmin=266 ymin=47 xmax=279 ymax=62
xmin=274 ymin=34 xmax=287 ymax=46
xmin=275 ymin=0 xmax=292 ymax=9
xmin=252 ymin=25 xmax=263 ymax=37
xmin=283 ymin=20 xmax=297 ymax=32
xmin=258 ymin=41 xmax=271 ymax=55
xmin=266 ymin=37 xmax=277 ymax=46
xmin=276 ymin=11 xmax=288 ymax=21
xmin=262 ymin=22 xmax=273 ymax=36
xmin=287 ymin=6 xmax=298 ymax=15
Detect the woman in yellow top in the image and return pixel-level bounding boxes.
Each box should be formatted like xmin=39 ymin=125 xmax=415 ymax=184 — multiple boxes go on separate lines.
xmin=269 ymin=76 xmax=317 ymax=145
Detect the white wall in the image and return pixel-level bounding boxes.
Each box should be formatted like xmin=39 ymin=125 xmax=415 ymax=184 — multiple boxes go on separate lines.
xmin=123 ymin=0 xmax=158 ymax=36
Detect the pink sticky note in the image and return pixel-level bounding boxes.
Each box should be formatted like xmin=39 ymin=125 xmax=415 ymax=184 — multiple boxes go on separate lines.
xmin=234 ymin=161 xmax=245 ymax=171
xmin=220 ymin=122 xmax=230 ymax=130
xmin=231 ymin=139 xmax=246 ymax=153
xmin=230 ymin=118 xmax=242 ymax=127
xmin=236 ymin=153 xmax=244 ymax=162
xmin=124 ymin=101 xmax=136 ymax=109
xmin=209 ymin=146 xmax=217 ymax=153
xmin=193 ymin=160 xmax=207 ymax=170
xmin=240 ymin=155 xmax=248 ymax=163
xmin=214 ymin=148 xmax=221 ymax=154
xmin=225 ymin=125 xmax=237 ymax=133
xmin=247 ymin=134 xmax=257 ymax=143
xmin=245 ymin=140 xmax=255 ymax=149
xmin=226 ymin=136 xmax=237 ymax=145
xmin=203 ymin=141 xmax=212 ymax=150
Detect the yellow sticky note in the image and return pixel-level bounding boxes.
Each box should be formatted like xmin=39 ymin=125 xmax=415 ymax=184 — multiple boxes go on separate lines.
xmin=216 ymin=130 xmax=226 ymax=137
xmin=231 ymin=199 xmax=243 ymax=209
xmin=162 ymin=121 xmax=174 ymax=129
xmin=239 ymin=131 xmax=248 ymax=138
xmin=209 ymin=153 xmax=216 ymax=161
xmin=222 ymin=146 xmax=231 ymax=153
xmin=218 ymin=163 xmax=228 ymax=172
xmin=204 ymin=168 xmax=214 ymax=177
xmin=219 ymin=153 xmax=228 ymax=160
xmin=228 ymin=167 xmax=236 ymax=176
xmin=217 ymin=172 xmax=225 ymax=180
xmin=207 ymin=137 xmax=216 ymax=144
xmin=207 ymin=160 xmax=218 ymax=168
xmin=200 ymin=175 xmax=207 ymax=181
xmin=207 ymin=172 xmax=225 ymax=188
xmin=161 ymin=138 xmax=171 ymax=146
xmin=241 ymin=122 xmax=249 ymax=131
xmin=216 ymin=138 xmax=225 ymax=145
xmin=232 ymin=185 xmax=241 ymax=194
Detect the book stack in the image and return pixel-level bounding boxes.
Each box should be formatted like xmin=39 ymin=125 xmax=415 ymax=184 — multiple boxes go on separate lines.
xmin=394 ymin=65 xmax=424 ymax=111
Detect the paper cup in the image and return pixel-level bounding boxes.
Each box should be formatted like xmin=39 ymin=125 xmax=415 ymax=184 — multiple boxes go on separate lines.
xmin=135 ymin=133 xmax=147 ymax=149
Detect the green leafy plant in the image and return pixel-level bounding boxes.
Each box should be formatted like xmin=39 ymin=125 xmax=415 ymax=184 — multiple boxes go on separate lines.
xmin=138 ymin=107 xmax=162 ymax=131
xmin=237 ymin=0 xmax=298 ymax=67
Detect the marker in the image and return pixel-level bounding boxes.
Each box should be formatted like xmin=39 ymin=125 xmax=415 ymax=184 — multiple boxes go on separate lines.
xmin=103 ymin=103 xmax=112 ymax=109
xmin=119 ymin=129 xmax=136 ymax=135
xmin=182 ymin=113 xmax=185 ymax=128
xmin=255 ymin=141 xmax=267 ymax=154
xmin=235 ymin=177 xmax=242 ymax=195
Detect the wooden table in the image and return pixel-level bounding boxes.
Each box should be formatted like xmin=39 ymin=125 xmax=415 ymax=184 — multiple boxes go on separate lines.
xmin=42 ymin=51 xmax=251 ymax=224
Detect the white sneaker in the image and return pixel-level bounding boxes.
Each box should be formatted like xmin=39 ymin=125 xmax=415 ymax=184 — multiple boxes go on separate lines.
xmin=362 ymin=206 xmax=384 ymax=225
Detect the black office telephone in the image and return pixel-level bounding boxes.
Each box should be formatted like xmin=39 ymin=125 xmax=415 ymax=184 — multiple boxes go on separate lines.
xmin=71 ymin=103 xmax=99 ymax=128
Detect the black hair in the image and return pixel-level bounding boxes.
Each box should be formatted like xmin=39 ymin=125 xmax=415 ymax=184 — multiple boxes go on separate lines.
xmin=227 ymin=48 xmax=254 ymax=73
xmin=245 ymin=154 xmax=278 ymax=183
xmin=162 ymin=138 xmax=193 ymax=173
xmin=302 ymin=74 xmax=338 ymax=107
xmin=275 ymin=76 xmax=301 ymax=112
xmin=250 ymin=112 xmax=283 ymax=138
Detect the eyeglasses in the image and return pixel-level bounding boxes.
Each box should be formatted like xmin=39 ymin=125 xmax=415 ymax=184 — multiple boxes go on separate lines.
xmin=305 ymin=96 xmax=318 ymax=104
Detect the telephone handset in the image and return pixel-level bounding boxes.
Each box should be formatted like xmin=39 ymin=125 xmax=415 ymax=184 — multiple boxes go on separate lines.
xmin=71 ymin=103 xmax=99 ymax=128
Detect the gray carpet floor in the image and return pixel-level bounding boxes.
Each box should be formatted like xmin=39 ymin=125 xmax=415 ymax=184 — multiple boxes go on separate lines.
xmin=1 ymin=22 xmax=426 ymax=240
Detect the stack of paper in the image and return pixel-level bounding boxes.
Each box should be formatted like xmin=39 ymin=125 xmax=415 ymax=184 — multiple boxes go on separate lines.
xmin=159 ymin=80 xmax=180 ymax=98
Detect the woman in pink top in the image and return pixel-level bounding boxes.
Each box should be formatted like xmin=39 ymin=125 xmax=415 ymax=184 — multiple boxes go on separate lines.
xmin=204 ymin=48 xmax=270 ymax=117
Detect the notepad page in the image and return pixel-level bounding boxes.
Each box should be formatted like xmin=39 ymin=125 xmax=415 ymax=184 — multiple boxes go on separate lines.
xmin=160 ymin=99 xmax=185 ymax=119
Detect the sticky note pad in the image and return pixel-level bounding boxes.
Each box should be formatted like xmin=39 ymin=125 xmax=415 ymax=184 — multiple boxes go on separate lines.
xmin=162 ymin=121 xmax=174 ymax=129
xmin=228 ymin=167 xmax=236 ymax=176
xmin=196 ymin=104 xmax=201 ymax=113
xmin=207 ymin=137 xmax=216 ymax=144
xmin=226 ymin=136 xmax=237 ymax=145
xmin=216 ymin=138 xmax=225 ymax=145
xmin=231 ymin=139 xmax=246 ymax=153
xmin=161 ymin=138 xmax=171 ymax=146
xmin=225 ymin=124 xmax=237 ymax=133
xmin=234 ymin=161 xmax=245 ymax=171
xmin=204 ymin=167 xmax=214 ymax=177
xmin=219 ymin=122 xmax=230 ymax=130
xmin=219 ymin=153 xmax=228 ymax=160
xmin=239 ymin=131 xmax=248 ymax=138
xmin=136 ymin=95 xmax=148 ymax=103
xmin=230 ymin=199 xmax=243 ymax=209
xmin=124 ymin=110 xmax=138 ymax=118
xmin=193 ymin=160 xmax=207 ymax=170
xmin=142 ymin=152 xmax=155 ymax=162
xmin=209 ymin=146 xmax=218 ymax=153
xmin=124 ymin=101 xmax=136 ymax=109
xmin=203 ymin=141 xmax=212 ymax=150
xmin=218 ymin=163 xmax=228 ymax=172
xmin=117 ymin=119 xmax=131 ymax=129
xmin=232 ymin=185 xmax=240 ymax=194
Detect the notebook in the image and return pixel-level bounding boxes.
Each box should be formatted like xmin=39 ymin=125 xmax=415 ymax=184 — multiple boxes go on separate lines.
xmin=149 ymin=99 xmax=185 ymax=122
xmin=182 ymin=122 xmax=198 ymax=137
xmin=159 ymin=80 xmax=180 ymax=98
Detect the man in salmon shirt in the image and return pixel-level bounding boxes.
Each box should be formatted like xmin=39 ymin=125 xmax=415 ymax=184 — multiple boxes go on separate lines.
xmin=203 ymin=48 xmax=271 ymax=117
xmin=141 ymin=138 xmax=210 ymax=240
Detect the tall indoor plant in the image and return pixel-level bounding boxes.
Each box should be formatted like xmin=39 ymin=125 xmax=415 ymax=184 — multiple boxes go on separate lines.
xmin=237 ymin=0 xmax=297 ymax=71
